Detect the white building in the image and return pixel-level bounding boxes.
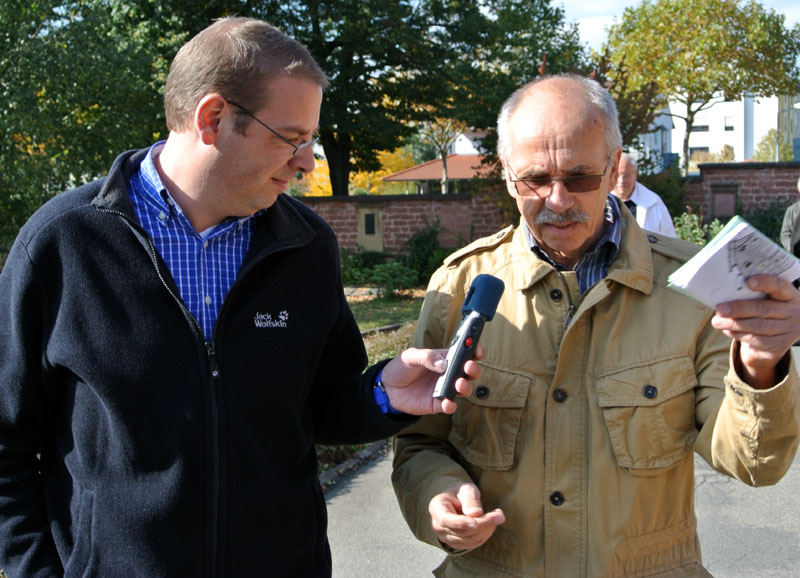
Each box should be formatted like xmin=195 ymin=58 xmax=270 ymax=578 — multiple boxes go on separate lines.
xmin=668 ymin=94 xmax=800 ymax=168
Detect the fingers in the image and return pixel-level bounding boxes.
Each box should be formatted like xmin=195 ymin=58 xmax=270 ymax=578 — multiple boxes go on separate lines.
xmin=397 ymin=347 xmax=448 ymax=373
xmin=456 ymin=483 xmax=484 ymax=516
xmin=714 ymin=276 xmax=800 ymax=342
xmin=713 ymin=275 xmax=800 ymax=386
xmin=429 ymin=484 xmax=505 ymax=551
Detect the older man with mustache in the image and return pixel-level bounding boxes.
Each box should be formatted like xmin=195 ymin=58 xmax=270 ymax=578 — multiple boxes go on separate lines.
xmin=392 ymin=74 xmax=800 ymax=577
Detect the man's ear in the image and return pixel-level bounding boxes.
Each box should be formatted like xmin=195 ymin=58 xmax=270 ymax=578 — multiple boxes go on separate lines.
xmin=607 ymin=149 xmax=622 ymax=193
xmin=194 ymin=94 xmax=228 ymax=145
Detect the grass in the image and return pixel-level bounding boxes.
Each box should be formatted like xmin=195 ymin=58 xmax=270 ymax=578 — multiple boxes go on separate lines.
xmin=347 ymin=291 xmax=424 ymax=332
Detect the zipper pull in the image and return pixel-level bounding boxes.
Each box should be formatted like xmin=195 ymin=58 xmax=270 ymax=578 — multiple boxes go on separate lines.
xmin=565 ymin=305 xmax=576 ymax=328
xmin=206 ymin=342 xmax=221 ymax=379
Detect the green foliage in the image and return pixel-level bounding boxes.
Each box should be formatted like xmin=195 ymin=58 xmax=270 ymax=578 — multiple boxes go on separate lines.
xmin=429 ymin=0 xmax=585 ymax=156
xmin=0 ymin=0 xmax=180 ymax=252
xmin=371 ymin=260 xmax=418 ymax=298
xmin=606 ymin=0 xmax=800 ymax=174
xmin=744 ymin=199 xmax=792 ymax=242
xmin=752 ymin=129 xmax=794 ymax=162
xmin=404 ymin=222 xmax=452 ymax=285
xmin=340 ymin=247 xmax=390 ymax=285
xmin=673 ymin=211 xmax=724 ymax=246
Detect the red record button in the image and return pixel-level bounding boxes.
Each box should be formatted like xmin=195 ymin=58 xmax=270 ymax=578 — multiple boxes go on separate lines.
xmin=465 ymin=336 xmax=473 ymax=348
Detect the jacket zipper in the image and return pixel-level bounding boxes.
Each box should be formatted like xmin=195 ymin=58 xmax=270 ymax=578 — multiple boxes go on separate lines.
xmin=102 ymin=208 xmax=222 ymax=577
xmin=103 ymin=203 xmax=315 ymax=576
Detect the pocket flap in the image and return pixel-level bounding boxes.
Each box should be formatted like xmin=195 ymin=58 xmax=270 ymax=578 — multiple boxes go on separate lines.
xmin=466 ymin=362 xmax=531 ymax=408
xmin=596 ymin=355 xmax=697 ymax=408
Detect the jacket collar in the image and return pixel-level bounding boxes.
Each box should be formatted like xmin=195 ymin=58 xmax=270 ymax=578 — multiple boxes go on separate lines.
xmin=510 ymin=206 xmax=654 ymax=296
xmin=91 ymin=148 xmax=316 ymax=258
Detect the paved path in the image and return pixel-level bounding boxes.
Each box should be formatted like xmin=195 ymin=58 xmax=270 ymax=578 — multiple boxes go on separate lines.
xmin=327 ymin=418 xmax=800 ymax=577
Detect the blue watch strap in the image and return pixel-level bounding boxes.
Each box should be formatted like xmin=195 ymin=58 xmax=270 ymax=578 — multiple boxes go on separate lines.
xmin=373 ymin=368 xmax=401 ymax=415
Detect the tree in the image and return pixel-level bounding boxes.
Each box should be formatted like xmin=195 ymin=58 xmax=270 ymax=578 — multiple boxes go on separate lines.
xmin=427 ymin=0 xmax=585 ymax=157
xmin=753 ymin=129 xmax=794 ymax=161
xmin=250 ymin=0 xmax=440 ymax=196
xmin=605 ymin=0 xmax=800 ymax=174
xmin=417 ymin=117 xmax=469 ymax=194
xmin=0 ymin=0 xmax=170 ymax=250
xmin=589 ymin=50 xmax=661 ymax=149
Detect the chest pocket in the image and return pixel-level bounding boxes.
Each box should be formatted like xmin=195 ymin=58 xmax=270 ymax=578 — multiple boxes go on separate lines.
xmin=596 ymin=356 xmax=698 ymax=473
xmin=448 ymin=363 xmax=531 ymax=471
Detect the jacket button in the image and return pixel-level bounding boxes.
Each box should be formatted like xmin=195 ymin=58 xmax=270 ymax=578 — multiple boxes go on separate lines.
xmin=550 ymin=288 xmax=562 ymax=301
xmin=648 ymin=234 xmax=659 ymax=243
xmin=550 ymin=491 xmax=565 ymax=506
xmin=475 ymin=386 xmax=489 ymax=399
xmin=552 ymin=388 xmax=568 ymax=403
xmin=643 ymin=384 xmax=658 ymax=399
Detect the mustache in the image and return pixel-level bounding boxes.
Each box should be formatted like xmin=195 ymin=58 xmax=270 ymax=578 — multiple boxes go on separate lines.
xmin=535 ymin=206 xmax=589 ymax=225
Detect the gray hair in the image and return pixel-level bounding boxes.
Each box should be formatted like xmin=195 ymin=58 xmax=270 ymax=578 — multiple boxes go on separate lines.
xmin=620 ymin=153 xmax=638 ymax=171
xmin=496 ymin=73 xmax=622 ymax=162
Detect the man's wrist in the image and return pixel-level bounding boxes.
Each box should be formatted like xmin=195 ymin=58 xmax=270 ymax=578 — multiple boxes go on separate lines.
xmin=373 ymin=368 xmax=401 ymax=414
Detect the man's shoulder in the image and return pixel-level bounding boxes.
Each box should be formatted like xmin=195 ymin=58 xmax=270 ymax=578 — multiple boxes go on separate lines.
xmin=442 ymin=225 xmax=515 ymax=268
xmin=17 ymin=180 xmax=106 ymax=244
xmin=646 ymin=232 xmax=700 ymax=267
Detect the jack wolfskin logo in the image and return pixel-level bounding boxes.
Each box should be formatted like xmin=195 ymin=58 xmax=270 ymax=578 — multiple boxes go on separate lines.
xmin=254 ymin=311 xmax=289 ymax=328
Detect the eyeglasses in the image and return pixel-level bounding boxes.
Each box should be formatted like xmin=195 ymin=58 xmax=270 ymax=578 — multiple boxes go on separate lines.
xmin=507 ymin=158 xmax=611 ymax=198
xmin=227 ymin=100 xmax=318 ymax=156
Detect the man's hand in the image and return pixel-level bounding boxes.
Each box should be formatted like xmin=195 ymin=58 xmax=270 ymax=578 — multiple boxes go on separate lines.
xmin=429 ymin=483 xmax=505 ymax=551
xmin=712 ymin=274 xmax=800 ymax=389
xmin=379 ymin=346 xmax=484 ymax=415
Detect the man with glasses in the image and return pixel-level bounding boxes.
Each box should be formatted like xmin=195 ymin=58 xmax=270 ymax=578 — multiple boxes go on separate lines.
xmin=0 ymin=17 xmax=480 ymax=578
xmin=392 ymin=74 xmax=800 ymax=577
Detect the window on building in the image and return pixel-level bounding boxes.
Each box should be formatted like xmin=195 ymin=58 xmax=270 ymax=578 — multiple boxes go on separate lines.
xmin=690 ymin=125 xmax=709 ymax=132
xmin=689 ymin=147 xmax=709 ymax=157
xmin=724 ymin=117 xmax=734 ymax=132
xmin=357 ymin=207 xmax=383 ymax=251
xmin=364 ymin=213 xmax=376 ymax=236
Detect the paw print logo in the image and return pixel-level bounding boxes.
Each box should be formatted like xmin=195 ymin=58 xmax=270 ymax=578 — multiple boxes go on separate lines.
xmin=278 ymin=311 xmax=289 ymax=322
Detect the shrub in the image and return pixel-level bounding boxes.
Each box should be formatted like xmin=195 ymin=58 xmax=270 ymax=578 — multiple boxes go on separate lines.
xmin=340 ymin=246 xmax=390 ymax=285
xmin=674 ymin=211 xmax=724 ymax=247
xmin=371 ymin=260 xmax=418 ymax=298
xmin=404 ymin=221 xmax=456 ymax=285
xmin=743 ymin=199 xmax=791 ymax=243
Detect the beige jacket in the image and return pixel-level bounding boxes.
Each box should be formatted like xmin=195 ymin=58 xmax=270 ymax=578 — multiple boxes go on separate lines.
xmin=392 ymin=213 xmax=800 ymax=577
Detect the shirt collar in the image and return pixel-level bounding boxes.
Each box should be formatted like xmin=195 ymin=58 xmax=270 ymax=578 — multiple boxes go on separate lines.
xmin=524 ymin=195 xmax=622 ymax=270
xmin=138 ymin=141 xmax=179 ymax=219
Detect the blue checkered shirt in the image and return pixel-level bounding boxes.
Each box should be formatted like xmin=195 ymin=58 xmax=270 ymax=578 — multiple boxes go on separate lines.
xmin=128 ymin=143 xmax=257 ymax=340
xmin=526 ymin=195 xmax=622 ymax=294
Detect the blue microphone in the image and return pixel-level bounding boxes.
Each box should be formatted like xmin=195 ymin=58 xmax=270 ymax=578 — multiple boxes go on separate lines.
xmin=432 ymin=274 xmax=505 ymax=401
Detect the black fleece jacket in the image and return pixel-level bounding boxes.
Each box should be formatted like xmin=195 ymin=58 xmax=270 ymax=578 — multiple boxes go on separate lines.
xmin=0 ymin=148 xmax=414 ymax=577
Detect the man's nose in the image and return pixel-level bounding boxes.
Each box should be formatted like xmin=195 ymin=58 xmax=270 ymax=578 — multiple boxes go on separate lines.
xmin=290 ymin=146 xmax=316 ymax=174
xmin=545 ymin=180 xmax=574 ymax=211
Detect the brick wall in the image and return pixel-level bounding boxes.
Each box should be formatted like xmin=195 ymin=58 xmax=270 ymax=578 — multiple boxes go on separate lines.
xmin=298 ymin=188 xmax=508 ymax=254
xmin=684 ymin=161 xmax=800 ymax=217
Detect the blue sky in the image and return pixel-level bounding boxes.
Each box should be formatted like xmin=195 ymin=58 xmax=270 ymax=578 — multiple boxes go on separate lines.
xmin=561 ymin=0 xmax=800 ymax=52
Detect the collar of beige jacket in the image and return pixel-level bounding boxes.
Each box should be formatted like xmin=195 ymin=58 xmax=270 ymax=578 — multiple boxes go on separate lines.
xmin=511 ymin=210 xmax=654 ymax=296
